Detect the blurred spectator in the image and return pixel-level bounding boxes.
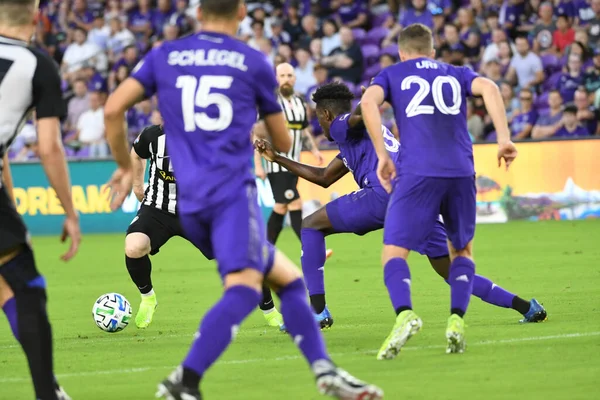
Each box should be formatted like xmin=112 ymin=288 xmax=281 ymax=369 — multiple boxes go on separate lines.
xmin=65 ymin=79 xmax=90 ymax=135
xmin=321 ymin=27 xmax=363 ymax=84
xmin=128 ymin=0 xmax=155 ymax=41
xmin=277 ymin=43 xmax=295 ymax=66
xmin=111 ymin=64 xmax=131 ymax=92
xmin=258 ymin=38 xmax=276 ymax=66
xmin=574 ymin=88 xmax=600 ymax=134
xmin=294 ymin=48 xmax=316 ymax=95
xmin=457 ymin=7 xmax=481 ymax=59
xmin=334 ymin=0 xmax=368 ymax=29
xmin=497 ymin=40 xmax=514 ymax=75
xmin=105 ymin=0 xmax=126 ymax=23
xmin=88 ymin=11 xmax=110 ymax=50
xmin=384 ymin=0 xmax=433 ymax=47
xmin=467 ymin=99 xmax=485 ymax=141
xmin=501 ymin=0 xmax=526 ymax=32
xmin=306 ymin=64 xmax=330 ymax=110
xmin=589 ymin=0 xmax=600 ymax=48
xmin=248 ymin=20 xmax=267 ymax=50
xmin=62 ymin=27 xmax=107 ymax=76
xmin=128 ymin=99 xmax=153 ymax=142
xmin=556 ymin=54 xmax=584 ymax=102
xmin=583 ymin=48 xmax=600 ymax=96
xmin=107 ymin=17 xmax=136 ymax=62
xmin=68 ymin=0 xmax=94 ymax=31
xmin=309 ymin=38 xmax=322 ymax=63
xmin=163 ymin=23 xmax=180 ymax=41
xmin=321 ymin=19 xmax=341 ymax=57
xmin=169 ymin=0 xmax=195 ymax=36
xmin=270 ymin=18 xmax=291 ymax=47
xmin=500 ymin=81 xmax=520 ymax=122
xmin=555 ymin=103 xmax=591 ymax=137
xmin=577 ymin=0 xmax=597 ymax=26
xmin=482 ymin=58 xmax=504 ymax=85
xmin=532 ymin=90 xmax=565 ymax=138
xmin=480 ymin=10 xmax=500 ymax=47
xmin=72 ymin=91 xmax=109 ymax=157
xmin=154 ymin=0 xmax=174 ymax=37
xmin=298 ymin=14 xmax=318 ymax=49
xmin=506 ymin=36 xmax=544 ymax=89
xmin=481 ymin=28 xmax=516 ymax=64
xmin=13 ymin=120 xmax=39 ymax=161
xmin=510 ymin=88 xmax=538 ymax=139
xmin=531 ymin=2 xmax=556 ymax=54
xmin=283 ymin=3 xmax=304 ymax=45
xmin=554 ymin=14 xmax=576 ymax=54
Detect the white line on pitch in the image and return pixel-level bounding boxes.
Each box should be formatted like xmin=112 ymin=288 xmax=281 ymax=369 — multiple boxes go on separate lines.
xmin=0 ymin=331 xmax=598 ymax=384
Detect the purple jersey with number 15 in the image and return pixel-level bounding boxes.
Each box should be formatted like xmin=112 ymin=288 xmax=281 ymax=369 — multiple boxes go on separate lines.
xmin=130 ymin=31 xmax=282 ymax=214
xmin=372 ymin=58 xmax=479 ymax=178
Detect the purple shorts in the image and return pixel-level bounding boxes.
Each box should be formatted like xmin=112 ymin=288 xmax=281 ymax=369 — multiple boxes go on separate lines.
xmin=326 ymin=186 xmax=388 ymax=235
xmin=384 ymin=174 xmax=476 ymax=253
xmin=179 ymin=184 xmax=270 ymax=278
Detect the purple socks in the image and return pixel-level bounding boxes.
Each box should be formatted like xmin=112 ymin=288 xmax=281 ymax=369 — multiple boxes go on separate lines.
xmin=300 ymin=228 xmax=326 ymax=296
xmin=278 ymin=279 xmax=329 ymax=365
xmin=183 ymin=285 xmax=260 ymax=378
xmin=384 ymin=258 xmax=412 ymax=313
xmin=472 ymin=275 xmax=515 ymax=308
xmin=2 ymin=297 xmax=19 ymax=340
xmin=449 ymin=256 xmax=476 ymax=317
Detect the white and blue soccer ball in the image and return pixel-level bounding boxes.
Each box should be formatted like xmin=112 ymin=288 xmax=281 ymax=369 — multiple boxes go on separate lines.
xmin=92 ymin=293 xmax=132 ymax=333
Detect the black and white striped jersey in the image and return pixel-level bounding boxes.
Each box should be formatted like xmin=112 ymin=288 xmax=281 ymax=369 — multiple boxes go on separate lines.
xmin=265 ymin=93 xmax=309 ymax=174
xmin=0 ymin=35 xmax=66 ymax=188
xmin=133 ymin=125 xmax=177 ymax=214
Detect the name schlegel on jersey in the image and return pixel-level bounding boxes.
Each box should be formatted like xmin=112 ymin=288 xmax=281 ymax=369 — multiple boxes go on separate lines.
xmin=167 ymin=49 xmax=248 ymax=71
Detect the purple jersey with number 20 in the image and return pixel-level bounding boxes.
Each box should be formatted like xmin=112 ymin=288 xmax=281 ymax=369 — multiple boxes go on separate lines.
xmin=372 ymin=58 xmax=479 ymax=251
xmin=130 ymin=31 xmax=281 ymax=276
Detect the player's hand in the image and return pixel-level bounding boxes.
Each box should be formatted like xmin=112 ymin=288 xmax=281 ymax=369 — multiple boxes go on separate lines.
xmin=254 ymin=139 xmax=276 ymax=162
xmin=314 ymin=151 xmax=324 ymax=165
xmin=255 ymin=165 xmax=266 ymax=180
xmin=377 ymin=155 xmax=396 ymax=193
xmin=497 ymin=141 xmax=518 ymax=171
xmin=60 ymin=215 xmax=81 ymax=261
xmin=106 ymin=167 xmax=134 ymax=211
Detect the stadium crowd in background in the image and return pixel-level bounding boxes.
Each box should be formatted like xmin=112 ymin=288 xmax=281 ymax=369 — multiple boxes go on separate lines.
xmin=7 ymin=0 xmax=600 ymax=161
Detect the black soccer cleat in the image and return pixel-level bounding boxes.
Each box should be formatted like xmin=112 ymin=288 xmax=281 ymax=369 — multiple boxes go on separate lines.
xmin=156 ymin=367 xmax=202 ymax=400
xmin=313 ymin=360 xmax=384 ymax=400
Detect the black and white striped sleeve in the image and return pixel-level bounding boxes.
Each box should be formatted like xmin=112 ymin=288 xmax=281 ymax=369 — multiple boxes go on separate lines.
xmin=133 ymin=125 xmax=160 ymax=159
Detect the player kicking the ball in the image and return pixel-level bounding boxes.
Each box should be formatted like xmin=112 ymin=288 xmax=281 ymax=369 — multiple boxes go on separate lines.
xmin=255 ymin=82 xmax=546 ymax=334
xmin=103 ymin=0 xmax=383 ymax=398
xmin=362 ymin=23 xmax=520 ymax=356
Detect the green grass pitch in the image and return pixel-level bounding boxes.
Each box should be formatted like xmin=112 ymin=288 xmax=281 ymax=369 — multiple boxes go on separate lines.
xmin=1 ymin=220 xmax=599 ymax=399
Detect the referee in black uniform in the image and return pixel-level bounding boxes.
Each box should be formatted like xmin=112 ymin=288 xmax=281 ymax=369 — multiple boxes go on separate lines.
xmin=125 ymin=110 xmax=198 ymax=329
xmin=0 ymin=1 xmax=80 ymax=399
xmin=254 ymin=62 xmax=327 ymax=326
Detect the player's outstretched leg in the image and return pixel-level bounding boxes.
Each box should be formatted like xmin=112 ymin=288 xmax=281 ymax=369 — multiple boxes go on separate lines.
xmin=445 ymin=240 xmax=476 ymax=354
xmin=428 ymin=256 xmax=548 ymax=323
xmin=1 ymin=246 xmax=68 ymax=400
xmin=156 ymin=269 xmax=262 ymax=400
xmin=125 ymin=232 xmax=158 ymax=329
xmin=268 ymin=248 xmax=383 ymax=400
xmin=259 ymin=282 xmax=284 ymax=328
xmin=300 ymin=206 xmax=336 ymax=330
xmin=377 ymin=246 xmax=422 ymax=360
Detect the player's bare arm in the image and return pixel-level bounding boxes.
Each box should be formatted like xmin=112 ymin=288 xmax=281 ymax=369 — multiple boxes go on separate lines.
xmin=361 ymin=85 xmax=396 ymax=192
xmin=37 ymin=117 xmax=81 ymax=261
xmin=2 ymin=153 xmax=14 ymax=203
xmin=470 ymin=76 xmax=518 ymax=170
xmin=105 ymin=78 xmax=145 ymax=209
xmin=263 ymin=112 xmax=292 ymax=153
xmin=302 ymin=129 xmax=324 ymax=165
xmin=130 ymin=148 xmax=147 ymax=202
xmin=255 ymin=139 xmax=348 ymax=188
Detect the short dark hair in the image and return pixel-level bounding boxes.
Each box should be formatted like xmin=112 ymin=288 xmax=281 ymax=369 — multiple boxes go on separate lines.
xmin=312 ymin=82 xmax=354 ymax=115
xmin=0 ymin=0 xmax=36 ymax=26
xmin=563 ymin=103 xmax=577 ymax=114
xmin=200 ymin=0 xmax=242 ymax=18
xmin=398 ymin=24 xmax=434 ymax=55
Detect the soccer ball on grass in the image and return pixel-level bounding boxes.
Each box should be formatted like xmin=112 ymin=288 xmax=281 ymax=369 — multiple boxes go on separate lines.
xmin=92 ymin=292 xmax=132 ymax=333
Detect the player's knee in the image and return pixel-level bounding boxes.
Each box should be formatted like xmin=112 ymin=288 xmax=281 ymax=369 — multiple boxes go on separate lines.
xmin=301 ymin=208 xmax=330 ymax=232
xmin=223 ymin=268 xmax=263 ymax=292
xmin=272 ymin=203 xmax=287 ymax=214
xmin=265 ymin=249 xmax=302 ymax=292
xmin=382 ymin=245 xmax=410 ymax=265
xmin=0 ymin=247 xmax=45 ymax=302
xmin=125 ymin=233 xmax=151 ymax=258
xmin=288 ymin=198 xmax=302 ymax=211
xmin=447 ymin=240 xmax=473 ymax=261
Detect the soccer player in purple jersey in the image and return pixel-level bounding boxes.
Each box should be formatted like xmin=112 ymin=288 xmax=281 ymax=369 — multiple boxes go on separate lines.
xmin=361 ymin=24 xmax=520 ymax=357
xmin=256 ymin=82 xmax=546 ymax=332
xmin=102 ymin=1 xmax=383 ymax=399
